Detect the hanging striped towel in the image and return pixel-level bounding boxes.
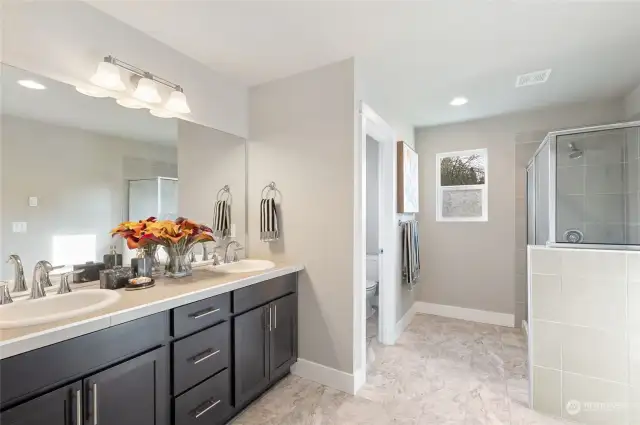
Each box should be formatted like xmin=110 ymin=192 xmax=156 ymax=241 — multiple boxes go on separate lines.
xmin=401 ymin=220 xmax=420 ymax=289
xmin=260 ymin=198 xmax=279 ymax=242
xmin=212 ymin=200 xmax=230 ymax=238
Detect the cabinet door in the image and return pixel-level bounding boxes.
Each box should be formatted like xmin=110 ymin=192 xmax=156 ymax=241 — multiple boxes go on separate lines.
xmin=233 ymin=305 xmax=269 ymax=407
xmin=0 ymin=381 xmax=81 ymax=425
xmin=84 ymin=348 xmax=167 ymax=425
xmin=269 ymin=294 xmax=297 ymax=378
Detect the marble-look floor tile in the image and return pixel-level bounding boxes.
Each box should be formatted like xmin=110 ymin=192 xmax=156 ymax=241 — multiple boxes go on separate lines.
xmin=231 ymin=314 xmax=572 ymax=425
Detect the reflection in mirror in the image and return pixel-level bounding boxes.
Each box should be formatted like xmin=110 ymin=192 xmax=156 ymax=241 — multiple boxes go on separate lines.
xmin=0 ymin=63 xmax=178 ymax=280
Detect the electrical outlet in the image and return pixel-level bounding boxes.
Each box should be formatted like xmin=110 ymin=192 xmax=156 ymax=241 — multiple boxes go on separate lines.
xmin=28 ymin=197 xmax=38 ymax=207
xmin=12 ymin=222 xmax=27 ymax=233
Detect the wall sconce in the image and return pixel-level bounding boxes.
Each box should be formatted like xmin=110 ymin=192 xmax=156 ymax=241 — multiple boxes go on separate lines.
xmin=80 ymin=55 xmax=191 ymax=115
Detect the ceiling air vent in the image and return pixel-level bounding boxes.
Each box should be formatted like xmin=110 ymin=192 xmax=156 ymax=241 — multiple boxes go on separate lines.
xmin=515 ymin=69 xmax=552 ymax=88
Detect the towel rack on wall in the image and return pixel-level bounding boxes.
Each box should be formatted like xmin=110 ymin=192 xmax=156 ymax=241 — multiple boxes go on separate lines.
xmin=216 ymin=185 xmax=232 ymax=203
xmin=261 ymin=181 xmax=278 ymax=200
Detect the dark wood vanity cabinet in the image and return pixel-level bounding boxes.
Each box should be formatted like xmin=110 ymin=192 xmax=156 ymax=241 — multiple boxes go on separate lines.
xmin=84 ymin=348 xmax=167 ymax=425
xmin=0 ymin=273 xmax=298 ymax=425
xmin=234 ymin=293 xmax=298 ymax=407
xmin=0 ymin=381 xmax=82 ymax=425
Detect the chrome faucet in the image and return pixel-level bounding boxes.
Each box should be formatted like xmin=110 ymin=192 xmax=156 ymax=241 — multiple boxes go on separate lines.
xmin=30 ymin=261 xmax=54 ymax=299
xmin=224 ymin=241 xmax=244 ymax=263
xmin=7 ymin=254 xmax=27 ymax=292
xmin=57 ymin=269 xmax=84 ymax=295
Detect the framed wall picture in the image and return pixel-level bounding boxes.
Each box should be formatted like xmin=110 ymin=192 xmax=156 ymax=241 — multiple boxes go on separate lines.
xmin=397 ymin=141 xmax=419 ymax=213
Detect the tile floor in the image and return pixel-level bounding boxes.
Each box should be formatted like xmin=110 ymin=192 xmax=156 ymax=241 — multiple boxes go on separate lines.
xmin=232 ymin=314 xmax=572 ymax=425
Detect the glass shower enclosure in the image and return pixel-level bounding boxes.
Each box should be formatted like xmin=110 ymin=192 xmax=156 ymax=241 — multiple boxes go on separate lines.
xmin=527 ymin=121 xmax=640 ymax=248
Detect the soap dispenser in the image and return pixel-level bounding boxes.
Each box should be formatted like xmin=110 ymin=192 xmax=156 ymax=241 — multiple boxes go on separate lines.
xmin=103 ymin=245 xmax=122 ymax=269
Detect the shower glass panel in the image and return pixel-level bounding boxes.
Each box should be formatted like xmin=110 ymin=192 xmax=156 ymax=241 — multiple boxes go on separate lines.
xmin=526 ymin=121 xmax=640 ymax=248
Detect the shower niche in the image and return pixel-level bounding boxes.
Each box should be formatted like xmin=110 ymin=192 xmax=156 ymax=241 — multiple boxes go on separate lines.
xmin=527 ymin=121 xmax=640 ymax=247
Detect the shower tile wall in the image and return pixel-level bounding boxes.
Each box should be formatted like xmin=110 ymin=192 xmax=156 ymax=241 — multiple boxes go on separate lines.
xmin=515 ymin=141 xmax=541 ymax=327
xmin=556 ymin=129 xmax=630 ymax=245
xmin=625 ymin=128 xmax=640 ymax=244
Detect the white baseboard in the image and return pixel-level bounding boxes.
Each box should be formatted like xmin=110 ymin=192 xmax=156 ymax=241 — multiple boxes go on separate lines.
xmin=395 ymin=303 xmax=417 ymax=340
xmin=414 ymin=301 xmax=515 ymax=327
xmin=291 ymin=358 xmax=358 ymax=395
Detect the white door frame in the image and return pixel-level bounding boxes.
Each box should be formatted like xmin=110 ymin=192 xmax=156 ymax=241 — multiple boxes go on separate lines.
xmin=354 ymin=102 xmax=397 ymax=390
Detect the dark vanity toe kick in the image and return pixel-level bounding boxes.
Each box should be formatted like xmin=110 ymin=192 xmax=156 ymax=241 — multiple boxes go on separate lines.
xmin=174 ymin=368 xmax=231 ymax=425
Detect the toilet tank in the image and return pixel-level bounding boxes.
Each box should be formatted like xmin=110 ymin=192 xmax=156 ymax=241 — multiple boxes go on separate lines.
xmin=366 ymin=254 xmax=379 ymax=282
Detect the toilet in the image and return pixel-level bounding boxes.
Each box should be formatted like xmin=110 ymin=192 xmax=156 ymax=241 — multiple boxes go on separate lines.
xmin=366 ymin=255 xmax=379 ymax=319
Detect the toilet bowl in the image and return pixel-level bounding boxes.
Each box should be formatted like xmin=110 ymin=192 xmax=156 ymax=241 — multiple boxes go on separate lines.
xmin=366 ymin=255 xmax=379 ymax=319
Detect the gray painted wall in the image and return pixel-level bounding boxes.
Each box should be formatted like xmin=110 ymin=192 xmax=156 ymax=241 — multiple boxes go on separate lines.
xmin=366 ymin=136 xmax=379 ymax=255
xmin=1 ymin=114 xmax=177 ymax=278
xmin=416 ymin=99 xmax=624 ymax=317
xmin=247 ymin=59 xmax=356 ymax=373
xmin=177 ymin=121 xmax=246 ymax=249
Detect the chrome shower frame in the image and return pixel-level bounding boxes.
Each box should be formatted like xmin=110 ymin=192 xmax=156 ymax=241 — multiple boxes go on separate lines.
xmin=528 ymin=120 xmax=640 ymax=250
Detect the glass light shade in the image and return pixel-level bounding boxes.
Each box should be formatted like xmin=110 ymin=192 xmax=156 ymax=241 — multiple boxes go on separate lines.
xmin=165 ymin=90 xmax=191 ymax=114
xmin=116 ymin=98 xmax=146 ymax=109
xmin=90 ymin=61 xmax=126 ymax=91
xmin=133 ymin=78 xmax=161 ymax=104
xmin=75 ymin=86 xmax=109 ymax=98
xmin=149 ymin=109 xmax=175 ymax=119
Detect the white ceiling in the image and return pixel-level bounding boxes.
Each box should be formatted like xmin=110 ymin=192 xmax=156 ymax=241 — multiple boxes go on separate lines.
xmin=89 ymin=1 xmax=640 ymax=127
xmin=1 ymin=64 xmax=177 ymax=145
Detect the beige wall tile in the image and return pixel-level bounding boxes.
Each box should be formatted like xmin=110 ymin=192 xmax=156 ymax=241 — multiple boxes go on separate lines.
xmin=562 ymin=325 xmax=628 ymax=383
xmin=562 ymin=372 xmax=629 ymax=425
xmin=530 ymin=248 xmax=562 ymax=275
xmin=630 ymin=335 xmax=640 ymax=388
xmin=533 ymin=367 xmax=562 ymax=417
xmin=532 ymin=320 xmax=562 ymax=369
xmin=562 ymin=250 xmax=626 ymax=280
xmin=531 ymin=274 xmax=563 ymax=322
xmin=562 ymin=276 xmax=627 ymax=329
xmin=628 ymin=281 xmax=640 ymax=330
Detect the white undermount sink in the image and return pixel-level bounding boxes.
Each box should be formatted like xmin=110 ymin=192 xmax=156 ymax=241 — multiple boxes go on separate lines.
xmin=0 ymin=289 xmax=120 ymax=329
xmin=210 ymin=259 xmax=275 ymax=274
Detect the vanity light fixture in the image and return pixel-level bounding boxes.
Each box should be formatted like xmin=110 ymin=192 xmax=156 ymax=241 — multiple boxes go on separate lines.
xmin=165 ymin=89 xmax=191 ymax=114
xmin=90 ymin=60 xmax=126 ymax=91
xmin=116 ymin=98 xmax=146 ymax=109
xmin=449 ymin=97 xmax=468 ymax=106
xmin=86 ymin=55 xmax=191 ymax=114
xmin=133 ymin=75 xmax=161 ymax=104
xmin=17 ymin=80 xmax=46 ymax=90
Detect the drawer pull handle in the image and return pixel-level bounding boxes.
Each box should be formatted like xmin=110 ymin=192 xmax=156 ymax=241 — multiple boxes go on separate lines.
xmin=190 ymin=307 xmax=220 ymax=319
xmin=193 ymin=399 xmax=221 ymax=419
xmin=76 ymin=389 xmax=82 ymax=425
xmin=191 ymin=349 xmax=221 ymax=365
xmin=93 ymin=383 xmax=98 ymax=425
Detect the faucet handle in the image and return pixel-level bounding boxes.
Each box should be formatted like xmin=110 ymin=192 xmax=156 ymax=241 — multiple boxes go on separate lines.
xmin=0 ymin=283 xmax=13 ymax=305
xmin=57 ymin=270 xmax=83 ymax=294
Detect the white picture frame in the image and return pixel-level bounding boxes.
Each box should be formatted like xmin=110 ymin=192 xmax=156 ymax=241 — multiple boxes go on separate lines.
xmin=435 ymin=148 xmax=488 ymax=222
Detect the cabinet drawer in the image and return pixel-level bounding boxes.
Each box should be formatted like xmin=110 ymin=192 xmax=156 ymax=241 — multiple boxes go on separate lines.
xmin=173 ymin=322 xmax=230 ymax=395
xmin=172 ymin=292 xmax=230 ymax=338
xmin=233 ymin=274 xmax=296 ymax=314
xmin=174 ymin=369 xmax=231 ymax=425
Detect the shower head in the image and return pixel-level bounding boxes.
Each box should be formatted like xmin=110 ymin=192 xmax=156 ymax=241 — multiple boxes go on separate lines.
xmin=568 ymin=142 xmax=583 ymax=159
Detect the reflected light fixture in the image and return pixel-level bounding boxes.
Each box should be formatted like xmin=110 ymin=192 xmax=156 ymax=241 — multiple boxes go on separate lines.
xmin=116 ymin=98 xmax=146 ymax=109
xmin=17 ymin=79 xmax=46 ymax=90
xmin=165 ymin=89 xmax=191 ymax=114
xmin=150 ymin=109 xmax=175 ymax=119
xmin=75 ymin=86 xmax=109 ymax=98
xmin=90 ymin=60 xmax=126 ymax=91
xmin=133 ymin=75 xmax=161 ymax=104
xmin=449 ymin=97 xmax=468 ymax=106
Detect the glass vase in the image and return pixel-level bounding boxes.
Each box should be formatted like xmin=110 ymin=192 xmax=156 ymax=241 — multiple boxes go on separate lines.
xmin=164 ymin=246 xmax=193 ymax=278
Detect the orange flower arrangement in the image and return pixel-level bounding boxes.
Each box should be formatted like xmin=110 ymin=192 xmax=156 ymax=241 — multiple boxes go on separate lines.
xmin=111 ymin=217 xmax=214 ymax=250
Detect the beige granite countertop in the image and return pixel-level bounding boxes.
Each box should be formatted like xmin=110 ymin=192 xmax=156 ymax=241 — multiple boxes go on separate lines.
xmin=0 ymin=263 xmax=303 ymax=359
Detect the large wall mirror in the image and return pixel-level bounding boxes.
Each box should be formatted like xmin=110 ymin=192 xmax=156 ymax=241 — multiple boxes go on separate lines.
xmin=0 ymin=63 xmax=246 ymax=281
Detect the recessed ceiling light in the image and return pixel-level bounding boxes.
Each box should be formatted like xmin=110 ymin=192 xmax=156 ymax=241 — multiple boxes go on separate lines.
xmin=449 ymin=97 xmax=468 ymax=106
xmin=17 ymin=80 xmax=46 ymax=90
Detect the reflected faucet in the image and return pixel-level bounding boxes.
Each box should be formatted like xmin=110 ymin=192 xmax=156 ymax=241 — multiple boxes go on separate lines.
xmin=7 ymin=254 xmax=27 ymax=292
xmin=30 ymin=261 xmax=54 ymax=300
xmin=224 ymin=241 xmax=244 ymax=263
